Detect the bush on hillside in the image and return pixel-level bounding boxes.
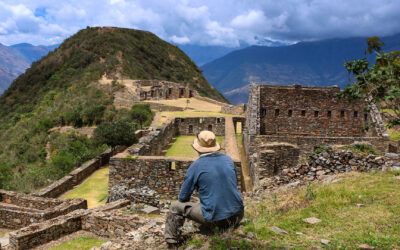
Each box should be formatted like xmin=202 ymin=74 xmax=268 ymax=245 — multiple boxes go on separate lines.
xmin=129 ymin=104 xmax=153 ymax=128
xmin=92 ymin=119 xmax=138 ymax=148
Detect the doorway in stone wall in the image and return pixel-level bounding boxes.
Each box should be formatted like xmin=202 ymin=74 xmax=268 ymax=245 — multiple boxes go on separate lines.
xmin=208 ymin=124 xmax=213 ymax=131
xmin=235 ymin=122 xmax=242 ymax=134
xmin=189 ymin=125 xmax=193 ymax=134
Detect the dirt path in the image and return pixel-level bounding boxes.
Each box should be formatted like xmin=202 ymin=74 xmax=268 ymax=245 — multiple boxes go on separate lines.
xmin=150 ymin=111 xmax=161 ymax=129
xmin=224 ymin=117 xmax=240 ymax=162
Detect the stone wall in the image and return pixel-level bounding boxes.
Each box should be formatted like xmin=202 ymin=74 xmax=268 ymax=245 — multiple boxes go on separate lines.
xmin=260 ymin=148 xmax=400 ymax=188
xmin=127 ymin=120 xmax=176 ymax=156
xmin=258 ymin=84 xmax=382 ymax=137
xmin=244 ymin=83 xmax=390 ymax=187
xmin=35 ymin=146 xmax=125 ymax=198
xmin=135 ymin=80 xmax=197 ymax=101
xmin=0 ymin=190 xmax=86 ymax=230
xmin=221 ymin=104 xmax=246 ymax=115
xmin=108 ymin=155 xmax=242 ymax=206
xmin=175 ymin=117 xmax=225 ymax=136
xmin=7 ymin=200 xmax=130 ymax=250
xmin=127 ymin=117 xmax=227 ymax=156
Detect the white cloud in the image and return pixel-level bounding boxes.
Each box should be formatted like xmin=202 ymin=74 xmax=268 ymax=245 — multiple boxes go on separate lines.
xmin=0 ymin=0 xmax=399 ymax=46
xmin=170 ymin=35 xmax=190 ymax=44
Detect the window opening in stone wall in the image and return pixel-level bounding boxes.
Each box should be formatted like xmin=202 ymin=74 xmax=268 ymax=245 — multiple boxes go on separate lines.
xmin=181 ymin=118 xmax=185 ymax=123
xmin=314 ymin=111 xmax=319 ymax=117
xmin=301 ymin=110 xmax=306 ymax=116
xmin=354 ymin=111 xmax=358 ymax=118
xmin=216 ymin=118 xmax=221 ymax=123
xmin=169 ymin=161 xmax=176 ymax=170
xmin=208 ymin=125 xmax=213 ymax=131
xmin=261 ymin=108 xmax=267 ymax=117
xmin=340 ymin=110 xmax=345 ymax=118
xmin=275 ymin=109 xmax=280 ymax=117
xmin=364 ymin=113 xmax=368 ymax=121
xmin=327 ymin=110 xmax=332 ymax=118
xmin=288 ymin=110 xmax=293 ymax=117
xmin=189 ymin=125 xmax=193 ymax=134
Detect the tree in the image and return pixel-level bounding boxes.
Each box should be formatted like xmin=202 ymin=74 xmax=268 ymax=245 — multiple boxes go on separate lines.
xmin=129 ymin=104 xmax=152 ymax=128
xmin=92 ymin=119 xmax=138 ymax=148
xmin=341 ymin=36 xmax=400 ymax=125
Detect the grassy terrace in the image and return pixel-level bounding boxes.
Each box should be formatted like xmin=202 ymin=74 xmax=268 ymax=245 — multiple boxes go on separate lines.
xmin=244 ymin=171 xmax=400 ymax=248
xmin=165 ymin=136 xmax=224 ymax=158
xmin=62 ymin=167 xmax=109 ymax=208
xmin=50 ymin=237 xmax=106 ymax=250
xmin=185 ymin=171 xmax=400 ymax=249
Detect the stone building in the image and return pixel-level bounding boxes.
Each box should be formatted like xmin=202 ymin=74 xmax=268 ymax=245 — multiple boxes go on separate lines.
xmin=135 ymin=80 xmax=196 ymax=101
xmin=244 ymin=83 xmax=389 ymax=185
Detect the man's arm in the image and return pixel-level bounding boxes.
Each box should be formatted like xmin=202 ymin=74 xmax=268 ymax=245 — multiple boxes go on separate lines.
xmin=178 ymin=163 xmax=196 ymax=202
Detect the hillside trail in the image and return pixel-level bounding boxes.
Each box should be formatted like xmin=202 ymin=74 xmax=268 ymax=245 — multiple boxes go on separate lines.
xmin=150 ymin=111 xmax=161 ymax=129
xmin=224 ymin=117 xmax=240 ymax=162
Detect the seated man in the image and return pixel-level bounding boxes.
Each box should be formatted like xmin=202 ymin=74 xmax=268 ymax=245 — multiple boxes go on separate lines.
xmin=164 ymin=130 xmax=244 ymax=244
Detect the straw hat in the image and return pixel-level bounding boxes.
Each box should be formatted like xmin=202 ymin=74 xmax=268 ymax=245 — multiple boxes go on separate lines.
xmin=192 ymin=130 xmax=221 ymax=153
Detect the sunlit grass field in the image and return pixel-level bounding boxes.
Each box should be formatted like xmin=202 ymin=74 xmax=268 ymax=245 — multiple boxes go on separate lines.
xmin=243 ymin=171 xmax=400 ymax=248
xmin=62 ymin=167 xmax=109 ymax=208
xmin=165 ymin=136 xmax=224 ymax=158
xmin=50 ymin=237 xmax=106 ymax=250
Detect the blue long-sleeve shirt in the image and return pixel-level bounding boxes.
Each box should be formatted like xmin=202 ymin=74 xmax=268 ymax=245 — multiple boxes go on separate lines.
xmin=178 ymin=152 xmax=244 ymax=222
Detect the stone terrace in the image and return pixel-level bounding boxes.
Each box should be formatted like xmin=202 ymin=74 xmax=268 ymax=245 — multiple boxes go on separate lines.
xmin=0 ymin=190 xmax=86 ymax=230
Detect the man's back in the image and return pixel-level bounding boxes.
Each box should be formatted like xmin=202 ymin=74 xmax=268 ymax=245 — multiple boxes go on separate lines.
xmin=178 ymin=152 xmax=244 ymax=222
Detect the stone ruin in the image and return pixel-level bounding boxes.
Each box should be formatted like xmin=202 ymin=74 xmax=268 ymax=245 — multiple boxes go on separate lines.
xmin=108 ymin=115 xmax=245 ymax=207
xmin=1 ymin=82 xmax=398 ymax=249
xmin=244 ymin=83 xmax=390 ymax=186
xmin=135 ymin=80 xmax=196 ymax=101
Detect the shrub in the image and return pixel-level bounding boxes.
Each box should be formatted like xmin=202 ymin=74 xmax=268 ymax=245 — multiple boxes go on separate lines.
xmin=92 ymin=119 xmax=138 ymax=148
xmin=129 ymin=104 xmax=153 ymax=128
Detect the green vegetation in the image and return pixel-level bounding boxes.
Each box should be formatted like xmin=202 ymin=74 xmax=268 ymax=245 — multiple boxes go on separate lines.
xmin=243 ymin=172 xmax=400 ymax=248
xmin=340 ymin=36 xmax=400 ymax=125
xmin=50 ymin=236 xmax=106 ymax=250
xmin=129 ymin=103 xmax=153 ymax=128
xmin=165 ymin=136 xmax=224 ymax=157
xmin=92 ymin=119 xmax=138 ymax=149
xmin=62 ymin=167 xmax=109 ymax=208
xmin=345 ymin=143 xmax=377 ymax=155
xmin=312 ymin=146 xmax=328 ymax=155
xmin=0 ymin=27 xmax=215 ymax=192
xmin=387 ymin=127 xmax=400 ymax=141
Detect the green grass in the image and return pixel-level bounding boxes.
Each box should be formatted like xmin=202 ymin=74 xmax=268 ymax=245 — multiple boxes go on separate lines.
xmin=50 ymin=237 xmax=106 ymax=250
xmin=387 ymin=128 xmax=400 ymax=141
xmin=62 ymin=167 xmax=109 ymax=208
xmin=243 ymin=171 xmax=400 ymax=249
xmin=165 ymin=136 xmax=224 ymax=158
xmin=381 ymin=108 xmax=397 ymax=115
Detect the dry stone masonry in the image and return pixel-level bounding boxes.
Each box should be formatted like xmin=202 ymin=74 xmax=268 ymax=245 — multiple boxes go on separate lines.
xmin=244 ymin=83 xmax=390 ymax=187
xmin=0 ymin=190 xmax=86 ymax=230
xmin=260 ymin=147 xmax=400 ymax=188
xmin=108 ymin=155 xmax=242 ymax=207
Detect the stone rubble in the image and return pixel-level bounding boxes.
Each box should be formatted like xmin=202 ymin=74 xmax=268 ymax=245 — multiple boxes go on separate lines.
xmin=259 ymin=147 xmax=400 ymax=189
xmin=108 ymin=184 xmax=160 ymax=207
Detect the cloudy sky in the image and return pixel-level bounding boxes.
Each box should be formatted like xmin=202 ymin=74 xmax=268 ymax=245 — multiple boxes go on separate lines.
xmin=0 ymin=0 xmax=399 ymax=47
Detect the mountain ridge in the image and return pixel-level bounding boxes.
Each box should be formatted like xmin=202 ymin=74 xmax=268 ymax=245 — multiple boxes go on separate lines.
xmin=202 ymin=33 xmax=400 ymax=103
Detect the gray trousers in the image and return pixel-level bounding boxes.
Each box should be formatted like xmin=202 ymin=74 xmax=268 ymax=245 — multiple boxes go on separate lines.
xmin=164 ymin=201 xmax=243 ymax=242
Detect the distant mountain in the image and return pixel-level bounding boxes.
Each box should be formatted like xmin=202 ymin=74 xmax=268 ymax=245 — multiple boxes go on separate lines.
xmin=202 ymin=33 xmax=400 ymax=104
xmin=0 ymin=43 xmax=57 ymax=93
xmin=178 ymin=44 xmax=245 ymax=66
